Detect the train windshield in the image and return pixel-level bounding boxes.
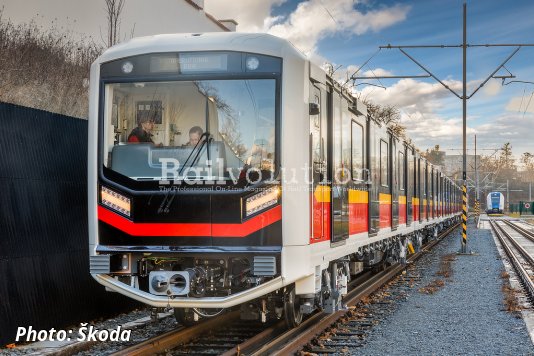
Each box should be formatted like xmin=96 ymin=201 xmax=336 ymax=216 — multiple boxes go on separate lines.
xmin=101 ymin=79 xmax=276 ymax=183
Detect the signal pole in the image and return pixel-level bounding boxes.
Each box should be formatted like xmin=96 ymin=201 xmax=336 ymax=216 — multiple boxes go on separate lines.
xmin=352 ymin=2 xmax=534 ymax=253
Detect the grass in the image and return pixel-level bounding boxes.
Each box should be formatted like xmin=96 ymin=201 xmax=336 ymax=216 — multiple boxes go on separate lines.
xmin=0 ymin=10 xmax=103 ymax=118
xmin=419 ymin=253 xmax=456 ymax=295
xmin=500 ymin=271 xmax=522 ymax=313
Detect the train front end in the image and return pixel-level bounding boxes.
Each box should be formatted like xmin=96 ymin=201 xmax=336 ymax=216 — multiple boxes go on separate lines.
xmin=486 ymin=192 xmax=504 ymax=215
xmin=88 ymin=34 xmax=293 ymax=315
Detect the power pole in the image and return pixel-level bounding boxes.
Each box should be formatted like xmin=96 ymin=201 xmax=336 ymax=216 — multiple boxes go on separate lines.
xmin=461 ymin=5 xmax=467 ymax=249
xmin=351 ymin=2 xmax=534 ymax=253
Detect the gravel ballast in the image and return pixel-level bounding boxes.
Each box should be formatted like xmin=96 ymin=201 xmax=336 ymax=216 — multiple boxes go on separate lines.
xmin=356 ymin=220 xmax=533 ymax=355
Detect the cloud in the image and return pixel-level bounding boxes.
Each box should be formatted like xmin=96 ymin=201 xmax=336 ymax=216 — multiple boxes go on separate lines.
xmin=481 ymin=78 xmax=502 ymax=96
xmin=204 ymin=0 xmax=287 ymax=32
xmin=266 ymin=0 xmax=410 ymax=54
xmin=505 ymin=93 xmax=534 ymax=113
xmin=474 ymin=113 xmax=534 ymax=156
xmin=357 ymin=78 xmax=462 ymax=115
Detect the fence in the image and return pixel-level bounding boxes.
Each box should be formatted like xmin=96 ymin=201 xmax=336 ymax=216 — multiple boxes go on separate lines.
xmin=0 ymin=102 xmax=137 ymax=345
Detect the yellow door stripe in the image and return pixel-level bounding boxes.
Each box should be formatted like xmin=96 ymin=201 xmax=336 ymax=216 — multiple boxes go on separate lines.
xmin=399 ymin=195 xmax=407 ymax=204
xmin=349 ymin=189 xmax=369 ymax=204
xmin=313 ymin=185 xmax=331 ymax=203
xmin=379 ymin=193 xmax=392 ymax=205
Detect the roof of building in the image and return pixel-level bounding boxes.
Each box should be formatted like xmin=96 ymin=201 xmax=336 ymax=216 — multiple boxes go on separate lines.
xmin=183 ymin=0 xmax=233 ymax=32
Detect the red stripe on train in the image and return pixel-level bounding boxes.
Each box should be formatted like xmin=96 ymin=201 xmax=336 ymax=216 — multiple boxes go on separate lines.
xmin=349 ymin=203 xmax=368 ymax=234
xmin=98 ymin=205 xmax=282 ymax=238
xmin=399 ymin=204 xmax=407 ymax=224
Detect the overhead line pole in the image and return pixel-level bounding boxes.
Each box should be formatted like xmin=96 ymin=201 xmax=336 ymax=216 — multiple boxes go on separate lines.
xmin=351 ymin=2 xmax=534 ymax=254
xmin=461 ymin=3 xmax=468 ymax=253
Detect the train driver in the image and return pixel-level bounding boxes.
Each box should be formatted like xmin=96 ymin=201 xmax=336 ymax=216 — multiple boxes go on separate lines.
xmin=128 ymin=113 xmax=156 ymax=143
xmin=184 ymin=126 xmax=204 ymax=147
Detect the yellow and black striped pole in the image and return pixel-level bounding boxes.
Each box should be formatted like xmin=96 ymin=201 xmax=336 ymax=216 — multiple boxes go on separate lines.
xmin=461 ymin=183 xmax=468 ymax=253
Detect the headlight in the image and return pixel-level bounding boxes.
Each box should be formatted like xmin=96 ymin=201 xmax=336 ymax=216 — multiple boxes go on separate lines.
xmin=246 ymin=186 xmax=280 ymax=217
xmin=101 ymin=186 xmax=131 ymax=217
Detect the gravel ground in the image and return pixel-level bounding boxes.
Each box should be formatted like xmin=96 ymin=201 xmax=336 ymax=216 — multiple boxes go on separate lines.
xmin=356 ymin=221 xmax=533 ymax=356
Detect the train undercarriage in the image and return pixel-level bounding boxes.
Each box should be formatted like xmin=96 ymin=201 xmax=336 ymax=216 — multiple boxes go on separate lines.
xmin=113 ymin=220 xmax=456 ymax=328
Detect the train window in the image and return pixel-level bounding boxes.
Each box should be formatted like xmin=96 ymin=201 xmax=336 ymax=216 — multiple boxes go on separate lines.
xmin=342 ymin=103 xmax=351 ymax=181
xmin=333 ymin=94 xmax=342 ymax=183
xmin=351 ymin=121 xmax=364 ymax=180
xmin=421 ymin=161 xmax=426 ymax=196
xmin=102 ymin=79 xmax=276 ymax=182
xmin=398 ymin=151 xmax=405 ymax=190
xmin=380 ymin=139 xmax=388 ymax=187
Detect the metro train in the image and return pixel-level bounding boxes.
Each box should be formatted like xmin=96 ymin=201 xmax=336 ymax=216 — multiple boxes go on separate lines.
xmin=88 ymin=32 xmax=462 ymax=327
xmin=486 ymin=192 xmax=505 ymax=215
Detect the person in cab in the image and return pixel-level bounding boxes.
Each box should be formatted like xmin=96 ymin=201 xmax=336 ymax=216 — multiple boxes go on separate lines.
xmin=128 ymin=114 xmax=156 ymax=143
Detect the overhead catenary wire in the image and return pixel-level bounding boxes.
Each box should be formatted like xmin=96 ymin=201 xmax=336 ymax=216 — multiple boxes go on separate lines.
xmin=523 ymin=91 xmax=534 ymax=119
xmin=518 ymin=86 xmax=526 ymax=113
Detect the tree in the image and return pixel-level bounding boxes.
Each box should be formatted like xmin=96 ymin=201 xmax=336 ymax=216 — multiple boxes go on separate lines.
xmin=104 ymin=0 xmax=126 ymax=47
xmin=498 ymin=142 xmax=515 ymax=170
xmin=424 ymin=144 xmax=445 ymax=166
xmin=521 ymin=152 xmax=534 ymax=171
xmin=363 ymin=101 xmax=407 ymax=138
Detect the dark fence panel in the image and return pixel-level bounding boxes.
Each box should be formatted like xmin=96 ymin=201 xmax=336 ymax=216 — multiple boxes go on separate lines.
xmin=0 ymin=102 xmax=137 ymax=345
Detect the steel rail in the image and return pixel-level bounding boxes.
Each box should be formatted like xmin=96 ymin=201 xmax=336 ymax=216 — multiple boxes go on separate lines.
xmin=489 ymin=220 xmax=534 ymax=304
xmin=111 ymin=310 xmax=240 ymax=356
xmin=497 ymin=220 xmax=534 ymax=270
xmin=503 ymin=220 xmax=534 ymax=243
xmin=235 ymin=222 xmax=460 ymax=356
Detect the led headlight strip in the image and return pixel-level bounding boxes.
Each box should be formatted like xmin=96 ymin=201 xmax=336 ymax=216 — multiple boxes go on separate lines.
xmin=101 ymin=186 xmax=131 ymax=217
xmin=246 ymin=186 xmax=280 ymax=217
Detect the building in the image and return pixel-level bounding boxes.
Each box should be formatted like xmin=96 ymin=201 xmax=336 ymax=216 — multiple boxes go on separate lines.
xmin=120 ymin=0 xmax=238 ymax=36
xmin=0 ymin=0 xmax=237 ymax=44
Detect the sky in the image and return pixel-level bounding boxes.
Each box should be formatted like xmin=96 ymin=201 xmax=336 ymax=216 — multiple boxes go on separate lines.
xmin=1 ymin=0 xmax=533 ymax=159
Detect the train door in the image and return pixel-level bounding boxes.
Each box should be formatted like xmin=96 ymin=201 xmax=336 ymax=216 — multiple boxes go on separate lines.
xmin=417 ymin=157 xmax=426 ymax=222
xmin=439 ymin=173 xmax=445 ymax=217
xmin=310 ymin=84 xmax=330 ymax=243
xmin=398 ymin=147 xmax=407 ymax=226
xmin=331 ymin=91 xmax=348 ymax=243
xmin=391 ymin=135 xmax=399 ymax=230
xmin=407 ymin=147 xmax=414 ymax=225
xmin=349 ymin=113 xmax=368 ymax=235
xmin=378 ymin=130 xmax=391 ymax=230
xmin=421 ymin=159 xmax=429 ymax=221
xmin=368 ymin=121 xmax=378 ymax=235
xmin=429 ymin=166 xmax=434 ymax=219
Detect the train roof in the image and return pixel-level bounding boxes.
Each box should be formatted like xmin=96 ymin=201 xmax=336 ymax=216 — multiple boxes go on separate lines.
xmin=95 ymin=32 xmax=306 ymax=65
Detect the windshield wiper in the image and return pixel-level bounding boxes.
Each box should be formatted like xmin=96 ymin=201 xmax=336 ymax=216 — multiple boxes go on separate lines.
xmin=178 ymin=131 xmax=211 ymax=175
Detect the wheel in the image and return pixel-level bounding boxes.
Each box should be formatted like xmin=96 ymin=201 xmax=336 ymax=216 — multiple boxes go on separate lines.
xmin=174 ymin=308 xmax=198 ymax=326
xmin=284 ymin=285 xmax=303 ymax=328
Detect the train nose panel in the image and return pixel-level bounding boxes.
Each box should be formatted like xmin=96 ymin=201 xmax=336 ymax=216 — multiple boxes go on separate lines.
xmin=97 ymin=190 xmax=282 ymax=246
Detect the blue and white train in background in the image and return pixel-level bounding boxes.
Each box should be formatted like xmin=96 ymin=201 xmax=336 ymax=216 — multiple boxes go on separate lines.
xmin=486 ymin=192 xmax=504 ymax=215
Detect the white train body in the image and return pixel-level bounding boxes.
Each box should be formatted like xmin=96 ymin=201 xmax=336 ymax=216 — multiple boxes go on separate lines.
xmin=88 ymin=32 xmax=462 ymax=324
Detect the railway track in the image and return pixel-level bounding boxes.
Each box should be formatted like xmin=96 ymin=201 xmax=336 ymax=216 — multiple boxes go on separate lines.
xmin=112 ymin=222 xmax=460 ymax=356
xmin=490 ymin=219 xmax=534 ymax=304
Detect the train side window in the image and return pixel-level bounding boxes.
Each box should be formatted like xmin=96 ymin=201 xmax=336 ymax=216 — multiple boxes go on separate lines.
xmin=421 ymin=161 xmax=426 ymax=196
xmin=351 ymin=121 xmax=364 ymax=180
xmin=398 ymin=151 xmax=405 ymax=191
xmin=380 ymin=139 xmax=389 ymax=187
